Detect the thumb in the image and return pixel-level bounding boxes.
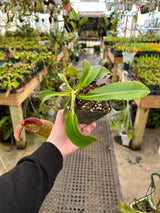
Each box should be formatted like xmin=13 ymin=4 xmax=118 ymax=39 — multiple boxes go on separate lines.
xmin=55 ymin=110 xmax=65 ymax=125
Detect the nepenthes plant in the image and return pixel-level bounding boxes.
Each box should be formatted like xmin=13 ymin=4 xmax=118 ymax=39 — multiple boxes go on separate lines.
xmin=14 ymin=59 xmax=150 ymax=147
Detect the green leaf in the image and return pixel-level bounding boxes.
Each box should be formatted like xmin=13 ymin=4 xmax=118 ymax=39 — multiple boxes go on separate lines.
xmin=157 ymin=205 xmax=160 ymax=213
xmin=117 ymin=201 xmax=141 ymax=213
xmin=40 ymin=90 xmax=70 ymax=103
xmin=11 ymin=81 xmax=20 ymax=89
xmin=104 ymin=14 xmax=110 ymax=27
xmin=0 ymin=116 xmax=10 ymax=127
xmin=4 ymin=127 xmax=13 ymax=140
xmin=96 ymin=66 xmax=112 ymax=78
xmin=65 ymin=110 xmax=98 ymax=147
xmin=58 ymin=73 xmax=66 ymax=82
xmin=63 ymin=65 xmax=79 ymax=77
xmin=39 ymin=102 xmax=55 ymax=114
xmin=70 ymin=8 xmax=79 ymax=21
xmin=77 ymin=81 xmax=150 ymax=101
xmin=77 ymin=60 xmax=102 ymax=89
xmin=79 ymin=16 xmax=88 ymax=25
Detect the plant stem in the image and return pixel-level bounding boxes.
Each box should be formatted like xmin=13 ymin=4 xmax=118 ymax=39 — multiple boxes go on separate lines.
xmin=71 ymin=92 xmax=76 ymax=115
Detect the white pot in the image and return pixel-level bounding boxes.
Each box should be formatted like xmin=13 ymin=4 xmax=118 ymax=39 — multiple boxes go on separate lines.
xmin=47 ymin=108 xmax=56 ymax=117
xmin=130 ymin=197 xmax=156 ymax=211
xmin=110 ymin=108 xmax=123 ymax=117
xmin=120 ymin=133 xmax=130 ymax=146
xmin=122 ymin=52 xmax=136 ymax=64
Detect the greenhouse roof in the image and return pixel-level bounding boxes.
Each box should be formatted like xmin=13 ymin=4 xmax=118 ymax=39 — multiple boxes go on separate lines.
xmin=72 ymin=2 xmax=106 ymax=17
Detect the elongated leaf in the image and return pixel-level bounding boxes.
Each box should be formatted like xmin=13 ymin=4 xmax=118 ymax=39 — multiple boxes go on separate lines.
xmin=104 ymin=14 xmax=110 ymax=27
xmin=96 ymin=66 xmax=112 ymax=78
xmin=77 ymin=81 xmax=150 ymax=101
xmin=79 ymin=16 xmax=88 ymax=25
xmin=70 ymin=8 xmax=79 ymax=21
xmin=65 ymin=110 xmax=98 ymax=148
xmin=77 ymin=60 xmax=102 ymax=89
xmin=40 ymin=90 xmax=70 ymax=103
xmin=63 ymin=65 xmax=79 ymax=77
xmin=4 ymin=127 xmax=13 ymax=140
xmin=0 ymin=116 xmax=10 ymax=126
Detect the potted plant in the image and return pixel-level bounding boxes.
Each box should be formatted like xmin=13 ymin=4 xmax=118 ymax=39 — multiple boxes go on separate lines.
xmin=117 ymin=173 xmax=160 ymax=212
xmin=110 ymin=102 xmax=134 ymax=146
xmin=117 ymin=198 xmax=157 ymax=213
xmin=126 ymin=55 xmax=160 ymax=96
xmin=14 ymin=59 xmax=150 ymax=148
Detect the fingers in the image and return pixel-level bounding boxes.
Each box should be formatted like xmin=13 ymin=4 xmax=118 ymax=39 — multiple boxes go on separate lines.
xmin=81 ymin=122 xmax=96 ymax=135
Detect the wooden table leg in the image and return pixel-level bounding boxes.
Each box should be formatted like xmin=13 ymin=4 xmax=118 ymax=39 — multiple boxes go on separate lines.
xmin=103 ymin=49 xmax=108 ymax=59
xmin=9 ymin=105 xmax=26 ymax=149
xmin=131 ymin=107 xmax=149 ymax=149
xmin=112 ymin=64 xmax=118 ymax=82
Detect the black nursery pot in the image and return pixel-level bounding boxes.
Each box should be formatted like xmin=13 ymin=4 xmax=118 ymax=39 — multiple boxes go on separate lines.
xmin=75 ymin=103 xmax=111 ymax=124
xmin=123 ymin=62 xmax=130 ymax=70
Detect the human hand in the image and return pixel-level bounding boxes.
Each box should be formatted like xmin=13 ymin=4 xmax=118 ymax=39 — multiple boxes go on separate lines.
xmin=46 ymin=109 xmax=96 ymax=157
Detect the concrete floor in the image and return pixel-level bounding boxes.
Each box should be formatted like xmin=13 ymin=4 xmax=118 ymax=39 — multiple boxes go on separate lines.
xmin=113 ymin=126 xmax=160 ymax=205
xmin=0 ymin=48 xmax=160 ymax=209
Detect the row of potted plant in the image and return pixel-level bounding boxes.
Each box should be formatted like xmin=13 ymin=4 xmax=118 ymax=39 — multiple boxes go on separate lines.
xmin=129 ymin=55 xmax=160 ymax=89
xmin=103 ymin=32 xmax=160 ymax=45
xmin=0 ymin=61 xmax=42 ymax=92
xmin=111 ymin=42 xmax=160 ymax=54
xmin=0 ymin=33 xmax=75 ymax=52
xmin=0 ymin=49 xmax=54 ymax=63
xmin=79 ymin=30 xmax=99 ymax=38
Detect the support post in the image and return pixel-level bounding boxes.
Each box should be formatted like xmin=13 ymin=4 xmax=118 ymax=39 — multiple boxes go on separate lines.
xmin=131 ymin=107 xmax=149 ymax=149
xmin=9 ymin=105 xmax=26 ymax=149
xmin=112 ymin=64 xmax=118 ymax=82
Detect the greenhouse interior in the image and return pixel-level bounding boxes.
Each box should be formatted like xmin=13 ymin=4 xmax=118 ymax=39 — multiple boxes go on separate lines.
xmin=0 ymin=0 xmax=160 ymax=212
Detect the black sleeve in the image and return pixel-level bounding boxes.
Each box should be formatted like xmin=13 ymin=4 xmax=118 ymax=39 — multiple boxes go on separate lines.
xmin=0 ymin=142 xmax=63 ymax=213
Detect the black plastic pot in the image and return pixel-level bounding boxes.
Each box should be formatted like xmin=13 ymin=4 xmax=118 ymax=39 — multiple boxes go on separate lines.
xmin=123 ymin=62 xmax=130 ymax=71
xmin=146 ymin=85 xmax=160 ymax=95
xmin=0 ymin=87 xmax=8 ymax=93
xmin=104 ymin=41 xmax=110 ymax=45
xmin=136 ymin=51 xmax=160 ymax=57
xmin=75 ymin=105 xmax=111 ymax=124
xmin=112 ymin=49 xmax=123 ymax=57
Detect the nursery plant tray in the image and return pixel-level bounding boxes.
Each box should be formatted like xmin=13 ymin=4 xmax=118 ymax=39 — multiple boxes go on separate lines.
xmin=0 ymin=68 xmax=47 ymax=106
xmin=110 ymin=48 xmax=160 ymax=57
xmin=118 ymin=64 xmax=160 ymax=96
xmin=117 ymin=64 xmax=160 ymax=108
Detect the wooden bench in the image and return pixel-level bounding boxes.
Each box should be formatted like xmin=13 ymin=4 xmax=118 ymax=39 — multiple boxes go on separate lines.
xmin=117 ymin=64 xmax=160 ymax=149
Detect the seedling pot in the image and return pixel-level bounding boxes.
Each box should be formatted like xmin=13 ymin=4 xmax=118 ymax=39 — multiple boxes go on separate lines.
xmin=120 ymin=132 xmax=131 ymax=146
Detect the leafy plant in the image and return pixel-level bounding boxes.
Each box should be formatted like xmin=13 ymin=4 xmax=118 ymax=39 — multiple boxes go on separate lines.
xmin=117 ymin=199 xmax=159 ymax=213
xmin=0 ymin=106 xmax=14 ymax=143
xmin=64 ymin=8 xmax=88 ymax=33
xmin=37 ymin=59 xmax=150 ymax=148
xmin=130 ymin=55 xmax=160 ymax=87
